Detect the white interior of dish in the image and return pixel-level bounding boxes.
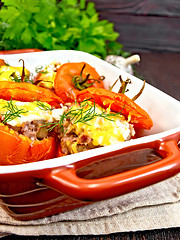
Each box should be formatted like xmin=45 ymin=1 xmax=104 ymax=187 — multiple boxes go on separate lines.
xmin=0 ymin=50 xmax=180 ymax=173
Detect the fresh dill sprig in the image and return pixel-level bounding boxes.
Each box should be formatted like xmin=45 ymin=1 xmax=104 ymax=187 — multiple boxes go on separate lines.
xmin=45 ymin=100 xmax=123 ymax=133
xmin=46 ymin=111 xmax=67 ymax=132
xmin=69 ymin=100 xmax=123 ymax=125
xmin=36 ymin=101 xmax=52 ymax=111
xmin=2 ymin=99 xmax=28 ymax=123
xmin=72 ymin=100 xmax=97 ymax=124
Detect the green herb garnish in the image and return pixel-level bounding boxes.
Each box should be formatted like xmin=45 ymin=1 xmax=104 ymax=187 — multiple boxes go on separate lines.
xmin=2 ymin=99 xmax=28 ymax=123
xmin=45 ymin=100 xmax=123 ymax=133
xmin=36 ymin=101 xmax=52 ymax=111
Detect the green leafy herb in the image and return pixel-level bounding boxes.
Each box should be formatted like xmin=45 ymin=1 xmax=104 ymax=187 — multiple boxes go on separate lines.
xmin=45 ymin=100 xmax=123 ymax=133
xmin=36 ymin=101 xmax=52 ymax=111
xmin=0 ymin=0 xmax=127 ymax=59
xmin=2 ymin=98 xmax=28 ymax=123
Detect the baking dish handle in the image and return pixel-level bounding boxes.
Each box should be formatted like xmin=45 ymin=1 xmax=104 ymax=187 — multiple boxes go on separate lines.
xmin=43 ymin=139 xmax=180 ymax=201
xmin=0 ymin=48 xmax=42 ymax=54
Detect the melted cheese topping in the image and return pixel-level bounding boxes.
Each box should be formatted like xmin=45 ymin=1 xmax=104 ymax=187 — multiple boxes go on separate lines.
xmin=0 ymin=99 xmax=64 ymax=127
xmin=0 ymin=99 xmax=135 ymax=146
xmin=74 ymin=117 xmax=134 ymax=146
xmin=70 ymin=103 xmax=135 ymax=146
xmin=35 ymin=61 xmax=61 ymax=89
xmin=0 ymin=66 xmax=30 ymax=81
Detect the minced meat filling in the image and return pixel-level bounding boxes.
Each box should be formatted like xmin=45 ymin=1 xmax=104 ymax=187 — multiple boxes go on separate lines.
xmin=59 ymin=129 xmax=97 ymax=155
xmin=20 ymin=120 xmax=49 ymax=141
xmin=1 ymin=116 xmax=96 ymax=153
xmin=0 ymin=99 xmax=135 ymax=155
xmin=4 ymin=120 xmax=55 ymax=141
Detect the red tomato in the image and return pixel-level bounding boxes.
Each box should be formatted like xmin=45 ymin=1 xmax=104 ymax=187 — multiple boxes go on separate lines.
xmin=0 ymin=124 xmax=57 ymax=165
xmin=77 ymin=87 xmax=153 ymax=130
xmin=0 ymin=59 xmax=6 ymax=67
xmin=54 ymin=62 xmax=104 ymax=103
xmin=0 ymin=81 xmax=63 ymax=108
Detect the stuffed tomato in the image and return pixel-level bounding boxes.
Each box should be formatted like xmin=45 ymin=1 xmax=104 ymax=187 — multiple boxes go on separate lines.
xmin=0 ymin=98 xmax=67 ymax=165
xmin=0 ymin=60 xmax=153 ymax=165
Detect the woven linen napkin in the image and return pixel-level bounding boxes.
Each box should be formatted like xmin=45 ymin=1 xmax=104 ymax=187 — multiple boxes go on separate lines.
xmin=0 ymin=173 xmax=179 ymax=236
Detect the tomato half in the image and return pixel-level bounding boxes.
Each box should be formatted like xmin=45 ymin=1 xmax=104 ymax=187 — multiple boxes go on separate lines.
xmin=0 ymin=124 xmax=57 ymax=165
xmin=77 ymin=87 xmax=153 ymax=130
xmin=0 ymin=81 xmax=63 ymax=108
xmin=54 ymin=62 xmax=104 ymax=103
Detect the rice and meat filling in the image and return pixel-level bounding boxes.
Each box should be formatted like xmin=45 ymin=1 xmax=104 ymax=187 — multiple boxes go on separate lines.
xmin=0 ymin=99 xmax=66 ymax=141
xmin=56 ymin=101 xmax=135 ymax=154
xmin=0 ymin=99 xmax=135 ymax=155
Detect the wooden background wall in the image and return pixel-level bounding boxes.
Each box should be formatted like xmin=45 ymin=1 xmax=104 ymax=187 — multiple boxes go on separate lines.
xmin=87 ymin=0 xmax=180 ymax=52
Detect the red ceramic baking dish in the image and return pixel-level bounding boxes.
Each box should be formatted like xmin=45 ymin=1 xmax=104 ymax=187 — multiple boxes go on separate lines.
xmin=0 ymin=49 xmax=179 ymax=221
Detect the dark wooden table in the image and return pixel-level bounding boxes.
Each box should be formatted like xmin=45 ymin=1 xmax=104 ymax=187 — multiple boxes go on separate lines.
xmin=2 ymin=52 xmax=180 ymax=239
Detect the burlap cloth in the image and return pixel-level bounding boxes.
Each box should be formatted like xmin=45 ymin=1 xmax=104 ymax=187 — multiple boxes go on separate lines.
xmin=0 ymin=173 xmax=180 ymax=237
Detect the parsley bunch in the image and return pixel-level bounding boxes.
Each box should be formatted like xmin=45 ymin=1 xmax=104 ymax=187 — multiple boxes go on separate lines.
xmin=0 ymin=0 xmax=126 ymax=59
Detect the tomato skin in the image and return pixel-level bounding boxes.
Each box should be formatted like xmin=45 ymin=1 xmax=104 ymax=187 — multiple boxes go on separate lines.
xmin=77 ymin=87 xmax=153 ymax=130
xmin=54 ymin=62 xmax=104 ymax=103
xmin=0 ymin=59 xmax=6 ymax=67
xmin=56 ymin=144 xmax=65 ymax=158
xmin=0 ymin=81 xmax=63 ymax=107
xmin=0 ymin=124 xmax=57 ymax=165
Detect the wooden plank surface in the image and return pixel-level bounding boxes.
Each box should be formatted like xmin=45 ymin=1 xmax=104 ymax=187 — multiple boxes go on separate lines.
xmin=87 ymin=0 xmax=180 ymax=52
xmin=101 ymin=13 xmax=180 ymax=52
xmin=134 ymin=52 xmax=180 ymax=101
xmin=2 ymin=227 xmax=180 ymax=239
xmin=89 ymin=0 xmax=180 ymax=16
